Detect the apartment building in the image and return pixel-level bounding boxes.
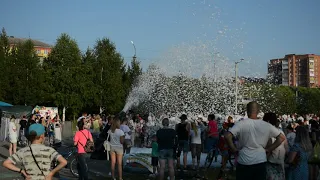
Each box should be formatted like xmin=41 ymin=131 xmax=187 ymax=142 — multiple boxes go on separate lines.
xmin=8 ymin=36 xmax=52 ymax=64
xmin=268 ymin=54 xmax=320 ymax=88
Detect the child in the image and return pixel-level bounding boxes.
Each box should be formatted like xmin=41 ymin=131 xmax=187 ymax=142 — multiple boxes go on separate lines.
xmin=217 ymin=122 xmax=230 ymax=180
xmin=150 ymin=135 xmax=159 ymax=177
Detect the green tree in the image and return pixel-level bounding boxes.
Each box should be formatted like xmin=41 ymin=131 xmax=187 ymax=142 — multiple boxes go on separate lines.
xmin=15 ymin=40 xmax=42 ymax=105
xmin=129 ymin=58 xmax=142 ymax=87
xmin=81 ymin=48 xmax=100 ymax=108
xmin=44 ymin=33 xmax=83 ymax=120
xmin=297 ymin=87 xmax=320 ymax=115
xmin=2 ymin=38 xmax=42 ymax=105
xmin=94 ymin=38 xmax=126 ymax=113
xmin=273 ymin=86 xmax=297 ymax=114
xmin=0 ymin=28 xmax=10 ymax=101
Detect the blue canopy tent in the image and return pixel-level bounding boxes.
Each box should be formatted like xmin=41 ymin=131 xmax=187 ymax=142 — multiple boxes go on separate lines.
xmin=0 ymin=101 xmax=13 ymax=107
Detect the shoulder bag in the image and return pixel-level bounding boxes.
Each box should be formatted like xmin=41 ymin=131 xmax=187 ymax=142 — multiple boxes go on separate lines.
xmin=29 ymin=146 xmax=45 ymax=177
xmin=103 ymin=133 xmax=111 ymax=160
xmin=78 ymin=130 xmax=95 ymax=153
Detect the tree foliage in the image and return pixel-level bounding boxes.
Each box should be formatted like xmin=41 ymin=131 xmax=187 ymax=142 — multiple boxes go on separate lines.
xmin=0 ymin=27 xmax=319 ymax=117
xmin=0 ymin=28 xmax=142 ymax=119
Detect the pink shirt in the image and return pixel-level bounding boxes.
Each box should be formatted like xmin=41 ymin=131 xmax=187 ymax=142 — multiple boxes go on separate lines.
xmin=208 ymin=120 xmax=219 ymax=137
xmin=74 ymin=129 xmax=93 ymax=153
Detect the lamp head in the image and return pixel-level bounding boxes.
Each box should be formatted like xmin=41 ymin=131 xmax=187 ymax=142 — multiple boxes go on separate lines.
xmin=131 ymin=41 xmax=134 ymax=44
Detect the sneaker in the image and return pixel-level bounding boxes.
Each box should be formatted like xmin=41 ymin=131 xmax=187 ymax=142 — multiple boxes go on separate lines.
xmin=149 ymin=174 xmax=157 ymax=178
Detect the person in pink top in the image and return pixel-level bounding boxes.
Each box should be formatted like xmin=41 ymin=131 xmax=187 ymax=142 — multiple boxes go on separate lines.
xmin=74 ymin=120 xmax=93 ymax=180
xmin=206 ymin=114 xmax=219 ymax=153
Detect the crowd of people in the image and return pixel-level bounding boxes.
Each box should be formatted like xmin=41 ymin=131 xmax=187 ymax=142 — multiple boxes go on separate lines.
xmin=2 ymin=101 xmax=320 ymax=180
xmin=73 ymin=102 xmax=320 ymax=180
xmin=6 ymin=114 xmax=62 ymax=156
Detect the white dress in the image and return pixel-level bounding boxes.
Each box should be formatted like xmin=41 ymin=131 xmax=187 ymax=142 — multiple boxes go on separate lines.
xmin=8 ymin=122 xmax=18 ymax=143
xmin=54 ymin=122 xmax=62 ymax=143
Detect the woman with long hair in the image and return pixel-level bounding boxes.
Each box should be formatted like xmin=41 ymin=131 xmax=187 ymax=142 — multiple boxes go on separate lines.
xmin=263 ymin=113 xmax=288 ymax=180
xmin=286 ymin=126 xmax=313 ymax=180
xmin=190 ymin=121 xmax=204 ymax=170
xmin=108 ymin=117 xmax=125 ymax=180
xmin=92 ymin=115 xmax=102 ymax=133
xmin=8 ymin=115 xmax=18 ymax=156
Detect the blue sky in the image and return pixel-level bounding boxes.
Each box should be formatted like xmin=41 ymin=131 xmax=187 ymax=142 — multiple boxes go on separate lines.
xmin=1 ymin=0 xmax=319 ymax=77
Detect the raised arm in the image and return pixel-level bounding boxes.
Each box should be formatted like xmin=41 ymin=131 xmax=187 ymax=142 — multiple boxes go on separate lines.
xmin=46 ymin=156 xmax=67 ymax=179
xmin=266 ymin=133 xmax=286 ymax=154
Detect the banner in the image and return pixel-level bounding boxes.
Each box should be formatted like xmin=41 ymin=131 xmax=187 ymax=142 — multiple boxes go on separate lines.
xmin=32 ymin=106 xmax=58 ymax=119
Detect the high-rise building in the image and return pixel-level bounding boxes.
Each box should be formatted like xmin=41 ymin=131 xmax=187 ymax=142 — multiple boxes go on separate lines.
xmin=268 ymin=54 xmax=320 ymax=88
xmin=8 ymin=36 xmax=52 ymax=64
xmin=268 ymin=58 xmax=283 ymax=85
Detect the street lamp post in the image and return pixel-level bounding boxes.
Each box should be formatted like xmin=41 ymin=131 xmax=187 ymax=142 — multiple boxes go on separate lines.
xmin=235 ymin=58 xmax=244 ymax=115
xmin=100 ymin=67 xmax=103 ymax=114
xmin=131 ymin=41 xmax=136 ymax=61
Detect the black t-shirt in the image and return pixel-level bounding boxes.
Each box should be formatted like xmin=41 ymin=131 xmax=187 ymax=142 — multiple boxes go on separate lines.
xmin=19 ymin=119 xmax=27 ymax=130
xmin=156 ymin=128 xmax=177 ymax=150
xmin=100 ymin=123 xmax=112 ymax=140
xmin=27 ymin=120 xmax=36 ymax=128
xmin=176 ymin=123 xmax=188 ymax=141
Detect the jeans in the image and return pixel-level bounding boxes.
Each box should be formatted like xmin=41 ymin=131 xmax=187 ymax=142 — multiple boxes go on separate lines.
xmin=206 ymin=137 xmax=219 ymax=152
xmin=77 ymin=153 xmax=88 ymax=180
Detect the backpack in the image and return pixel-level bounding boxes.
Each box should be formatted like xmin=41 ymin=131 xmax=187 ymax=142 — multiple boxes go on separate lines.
xmin=78 ymin=130 xmax=95 ymax=153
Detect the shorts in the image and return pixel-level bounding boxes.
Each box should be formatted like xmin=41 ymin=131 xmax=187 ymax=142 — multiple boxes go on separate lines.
xmin=191 ymin=143 xmax=202 ymax=158
xmin=124 ymin=139 xmax=132 ymax=148
xmin=177 ymin=140 xmax=189 ymax=157
xmin=151 ymin=157 xmax=159 ymax=166
xmin=110 ymin=146 xmax=123 ymax=155
xmin=159 ymin=149 xmax=174 ymax=160
xmin=220 ymin=150 xmax=229 ymax=156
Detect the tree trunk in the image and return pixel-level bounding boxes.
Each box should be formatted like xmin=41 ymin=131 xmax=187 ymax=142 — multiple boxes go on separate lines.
xmin=62 ymin=107 xmax=66 ymax=121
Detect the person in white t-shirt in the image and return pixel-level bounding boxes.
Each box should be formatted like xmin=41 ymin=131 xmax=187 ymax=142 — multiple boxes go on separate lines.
xmin=190 ymin=121 xmax=205 ymax=170
xmin=120 ymin=118 xmax=132 ymax=154
xmin=107 ymin=118 xmax=124 ymax=180
xmin=263 ymin=113 xmax=288 ymax=179
xmin=225 ymin=101 xmax=286 ymax=180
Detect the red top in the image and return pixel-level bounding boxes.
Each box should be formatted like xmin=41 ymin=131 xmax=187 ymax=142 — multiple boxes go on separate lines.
xmin=74 ymin=129 xmax=93 ymax=153
xmin=208 ymin=120 xmax=219 ymax=137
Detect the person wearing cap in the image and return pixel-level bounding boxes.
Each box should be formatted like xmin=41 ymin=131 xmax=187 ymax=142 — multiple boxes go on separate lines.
xmin=2 ymin=124 xmax=67 ymax=180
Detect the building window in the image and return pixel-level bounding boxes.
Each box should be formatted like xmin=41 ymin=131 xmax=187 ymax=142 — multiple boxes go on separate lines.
xmin=44 ymin=49 xmax=48 ymax=54
xmin=36 ymin=49 xmax=40 ymax=54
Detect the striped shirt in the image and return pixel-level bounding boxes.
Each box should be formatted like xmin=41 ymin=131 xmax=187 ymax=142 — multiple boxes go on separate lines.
xmin=8 ymin=144 xmax=61 ymax=180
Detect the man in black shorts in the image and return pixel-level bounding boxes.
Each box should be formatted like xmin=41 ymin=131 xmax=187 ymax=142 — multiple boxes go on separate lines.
xmin=157 ymin=118 xmax=177 ymax=180
xmin=176 ymin=114 xmax=190 ymax=170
